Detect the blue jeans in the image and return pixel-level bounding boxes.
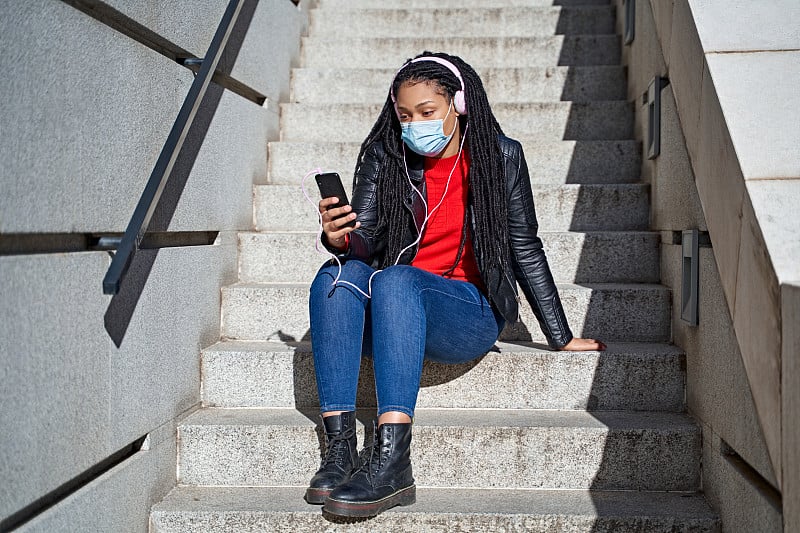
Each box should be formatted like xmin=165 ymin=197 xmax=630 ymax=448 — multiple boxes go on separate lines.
xmin=309 ymin=260 xmax=505 ymax=418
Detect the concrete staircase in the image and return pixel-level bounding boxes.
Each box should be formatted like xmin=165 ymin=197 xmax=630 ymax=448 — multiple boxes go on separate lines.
xmin=150 ymin=1 xmax=720 ymax=530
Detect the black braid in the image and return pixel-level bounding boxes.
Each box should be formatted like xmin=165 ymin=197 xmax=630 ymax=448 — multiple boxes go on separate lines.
xmin=352 ymin=51 xmax=510 ymax=298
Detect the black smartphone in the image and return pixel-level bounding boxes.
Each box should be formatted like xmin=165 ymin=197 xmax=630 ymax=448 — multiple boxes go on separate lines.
xmin=315 ymin=172 xmax=356 ymax=228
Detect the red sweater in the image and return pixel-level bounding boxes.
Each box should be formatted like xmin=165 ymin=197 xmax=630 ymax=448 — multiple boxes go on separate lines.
xmin=411 ymin=151 xmax=483 ymax=286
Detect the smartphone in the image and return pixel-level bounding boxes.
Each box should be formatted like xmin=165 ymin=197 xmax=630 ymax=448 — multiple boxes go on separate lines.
xmin=315 ymin=172 xmax=356 ymax=228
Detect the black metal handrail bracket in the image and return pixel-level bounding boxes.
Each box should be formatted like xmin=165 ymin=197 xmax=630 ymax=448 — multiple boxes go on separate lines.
xmin=102 ymin=0 xmax=244 ymax=294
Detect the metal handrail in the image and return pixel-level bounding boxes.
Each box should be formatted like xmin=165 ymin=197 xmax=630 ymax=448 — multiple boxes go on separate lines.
xmin=102 ymin=0 xmax=244 ymax=294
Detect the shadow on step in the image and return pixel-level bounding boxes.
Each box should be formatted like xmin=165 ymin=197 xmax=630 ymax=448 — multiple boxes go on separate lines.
xmin=554 ymin=5 xmax=703 ymax=530
xmin=292 ymin=340 xmax=492 ymax=429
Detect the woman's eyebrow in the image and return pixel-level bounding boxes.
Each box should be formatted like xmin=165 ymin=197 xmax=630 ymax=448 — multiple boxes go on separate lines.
xmin=396 ymin=100 xmax=435 ymax=111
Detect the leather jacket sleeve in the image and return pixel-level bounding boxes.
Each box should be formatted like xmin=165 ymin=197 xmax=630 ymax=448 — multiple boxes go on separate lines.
xmin=321 ymin=142 xmax=384 ymax=263
xmin=503 ymin=138 xmax=574 ymax=349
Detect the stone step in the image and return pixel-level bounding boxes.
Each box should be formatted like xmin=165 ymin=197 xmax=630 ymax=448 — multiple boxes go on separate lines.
xmin=219 ymin=282 xmax=671 ymax=344
xmin=176 ymin=408 xmax=700 ymax=491
xmin=254 ymin=183 xmax=649 ymax=233
xmin=238 ymin=231 xmax=660 ymax=284
xmin=280 ymin=102 xmax=633 ymax=143
xmin=201 ymin=340 xmax=685 ymax=412
xmin=291 ymin=66 xmax=627 ymax=104
xmin=268 ymin=140 xmax=642 ymax=185
xmin=320 ymin=0 xmax=614 ymax=7
xmin=151 ymin=486 xmax=721 ymax=533
xmin=302 ymin=36 xmax=621 ymax=68
xmin=309 ymin=7 xmax=615 ymax=38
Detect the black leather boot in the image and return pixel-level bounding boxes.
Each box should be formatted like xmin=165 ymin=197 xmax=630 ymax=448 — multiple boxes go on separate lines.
xmin=305 ymin=411 xmax=359 ymax=504
xmin=323 ymin=421 xmax=416 ymax=517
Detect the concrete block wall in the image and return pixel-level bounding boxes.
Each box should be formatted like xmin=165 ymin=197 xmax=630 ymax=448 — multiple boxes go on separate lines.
xmin=613 ymin=0 xmax=798 ymax=530
xmin=0 ymin=1 xmax=311 ymax=530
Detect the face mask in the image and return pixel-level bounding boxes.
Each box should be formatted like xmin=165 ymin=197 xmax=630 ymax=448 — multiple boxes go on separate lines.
xmin=400 ymin=103 xmax=457 ymax=157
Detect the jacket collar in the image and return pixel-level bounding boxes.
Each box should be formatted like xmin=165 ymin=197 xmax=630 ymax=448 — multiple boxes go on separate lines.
xmin=403 ymin=147 xmax=425 ymax=184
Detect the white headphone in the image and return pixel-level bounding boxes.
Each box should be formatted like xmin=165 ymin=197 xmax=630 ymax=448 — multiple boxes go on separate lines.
xmin=390 ymin=56 xmax=468 ymax=116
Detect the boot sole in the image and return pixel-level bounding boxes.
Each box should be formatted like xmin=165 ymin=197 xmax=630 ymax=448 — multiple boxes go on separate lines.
xmin=304 ymin=487 xmax=332 ymax=505
xmin=323 ymin=485 xmax=416 ymax=517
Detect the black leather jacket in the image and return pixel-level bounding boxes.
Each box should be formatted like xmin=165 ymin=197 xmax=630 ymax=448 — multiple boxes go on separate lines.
xmin=324 ymin=135 xmax=574 ymax=349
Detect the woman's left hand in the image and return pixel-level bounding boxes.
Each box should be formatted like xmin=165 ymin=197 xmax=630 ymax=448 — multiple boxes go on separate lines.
xmin=560 ymin=337 xmax=606 ymax=351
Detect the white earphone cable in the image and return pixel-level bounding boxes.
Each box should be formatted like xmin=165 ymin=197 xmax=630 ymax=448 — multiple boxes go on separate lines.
xmin=302 ymin=125 xmax=468 ymax=300
xmin=397 ymin=121 xmax=469 ymax=264
xmin=301 ymin=167 xmax=377 ymax=299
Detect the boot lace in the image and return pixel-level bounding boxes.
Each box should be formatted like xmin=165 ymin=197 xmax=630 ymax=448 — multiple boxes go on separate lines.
xmin=354 ymin=425 xmax=390 ymax=484
xmin=321 ymin=425 xmax=356 ymax=467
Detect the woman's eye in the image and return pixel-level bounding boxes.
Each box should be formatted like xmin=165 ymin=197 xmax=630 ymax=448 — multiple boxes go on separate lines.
xmin=422 ymin=111 xmax=434 ymax=117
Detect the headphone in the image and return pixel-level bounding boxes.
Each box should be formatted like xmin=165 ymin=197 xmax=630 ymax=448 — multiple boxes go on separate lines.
xmin=391 ymin=56 xmax=468 ymax=116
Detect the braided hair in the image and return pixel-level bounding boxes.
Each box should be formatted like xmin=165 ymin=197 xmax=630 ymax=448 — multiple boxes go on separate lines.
xmin=353 ymin=51 xmax=510 ymax=298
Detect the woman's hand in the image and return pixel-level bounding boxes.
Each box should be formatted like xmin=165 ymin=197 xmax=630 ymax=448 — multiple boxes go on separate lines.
xmin=319 ymin=197 xmax=360 ymax=250
xmin=560 ymin=337 xmax=606 ymax=351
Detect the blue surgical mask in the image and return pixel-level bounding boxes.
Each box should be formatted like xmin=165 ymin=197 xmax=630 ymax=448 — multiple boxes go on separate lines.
xmin=400 ymin=103 xmax=457 ymax=157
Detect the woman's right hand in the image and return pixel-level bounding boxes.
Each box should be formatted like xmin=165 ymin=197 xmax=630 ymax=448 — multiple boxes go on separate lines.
xmin=319 ymin=197 xmax=360 ymax=250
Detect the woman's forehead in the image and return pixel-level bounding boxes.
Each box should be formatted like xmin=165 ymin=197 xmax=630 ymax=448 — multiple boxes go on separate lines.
xmin=396 ymin=80 xmax=448 ymax=105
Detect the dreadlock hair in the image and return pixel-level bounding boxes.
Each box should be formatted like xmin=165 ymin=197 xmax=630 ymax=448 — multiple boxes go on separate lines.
xmin=352 ymin=51 xmax=510 ymax=299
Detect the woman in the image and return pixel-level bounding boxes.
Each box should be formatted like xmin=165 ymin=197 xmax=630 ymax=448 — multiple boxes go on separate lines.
xmin=306 ymin=52 xmax=605 ymax=518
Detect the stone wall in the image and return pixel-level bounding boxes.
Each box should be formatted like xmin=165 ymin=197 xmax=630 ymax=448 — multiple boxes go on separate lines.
xmin=0 ymin=1 xmax=311 ymax=530
xmin=613 ymin=0 xmax=798 ymax=530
